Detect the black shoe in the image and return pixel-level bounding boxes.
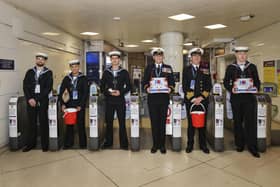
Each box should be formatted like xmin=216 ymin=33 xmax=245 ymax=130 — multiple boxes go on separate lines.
xmin=249 ymin=149 xmax=260 ymax=158
xmin=201 ymin=147 xmax=210 ymax=154
xmin=185 ymin=146 xmax=193 ymax=153
xmin=101 ymin=142 xmax=112 ymax=149
xmin=120 ymin=145 xmax=129 ymax=150
xmin=150 ymin=147 xmax=157 ymax=154
xmin=22 ymin=146 xmax=34 ymax=152
xmin=63 ymin=145 xmax=73 ymax=150
xmin=160 ymin=147 xmax=166 ymax=154
xmin=236 ymin=147 xmax=244 ymax=152
xmin=42 ymin=149 xmax=48 ymax=152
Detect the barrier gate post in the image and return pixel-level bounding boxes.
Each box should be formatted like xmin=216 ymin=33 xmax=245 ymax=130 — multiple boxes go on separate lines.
xmin=213 ymin=96 xmax=224 ymax=152
xmin=88 ymin=83 xmax=99 ymax=151
xmin=206 ymin=83 xmax=224 ymax=152
xmin=48 ymin=96 xmax=60 ymax=151
xmin=255 ymin=94 xmax=271 ymax=153
xmin=9 ymin=96 xmax=21 ymax=150
xmin=130 ymin=94 xmax=140 ymax=151
xmin=172 ymin=95 xmax=182 ymax=151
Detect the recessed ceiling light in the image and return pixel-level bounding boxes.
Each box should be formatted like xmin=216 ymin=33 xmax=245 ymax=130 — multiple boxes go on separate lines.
xmin=184 ymin=42 xmax=193 ymax=46
xmin=204 ymin=24 xmax=227 ymax=30
xmin=183 ymin=49 xmax=188 ymax=54
xmin=141 ymin=40 xmax=154 ymax=43
xmin=42 ymin=32 xmax=60 ymax=36
xmin=256 ymin=43 xmax=264 ymax=47
xmin=113 ymin=17 xmax=121 ymax=21
xmin=168 ymin=13 xmax=195 ymax=21
xmin=80 ymin=32 xmax=99 ymax=36
xmin=240 ymin=14 xmax=255 ymax=22
xmin=124 ymin=44 xmax=139 ymax=48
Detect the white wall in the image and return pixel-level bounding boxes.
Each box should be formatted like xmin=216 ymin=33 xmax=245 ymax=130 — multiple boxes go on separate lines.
xmin=0 ymin=1 xmax=83 ymax=147
xmin=234 ymin=22 xmax=280 ymax=122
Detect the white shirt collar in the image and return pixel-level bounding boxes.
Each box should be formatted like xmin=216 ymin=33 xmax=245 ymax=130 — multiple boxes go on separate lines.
xmin=237 ymin=61 xmax=246 ymax=65
xmin=155 ymin=63 xmax=162 ymax=68
xmin=192 ymin=64 xmax=199 ymax=69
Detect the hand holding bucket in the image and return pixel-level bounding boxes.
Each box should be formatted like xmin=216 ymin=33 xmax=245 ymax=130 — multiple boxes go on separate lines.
xmin=190 ymin=103 xmax=206 ymax=128
xmin=63 ymin=108 xmax=78 ymax=125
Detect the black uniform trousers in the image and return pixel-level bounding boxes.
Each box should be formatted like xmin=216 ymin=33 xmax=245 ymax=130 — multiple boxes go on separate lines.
xmin=26 ymin=100 xmax=49 ymax=150
xmin=64 ymin=109 xmax=87 ymax=147
xmin=231 ymin=95 xmax=258 ymax=151
xmin=185 ymin=101 xmax=208 ymax=148
xmin=105 ymin=102 xmax=128 ymax=147
xmin=148 ymin=103 xmax=169 ymax=149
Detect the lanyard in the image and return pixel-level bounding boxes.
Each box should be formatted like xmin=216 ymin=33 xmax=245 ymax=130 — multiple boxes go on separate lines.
xmin=68 ymin=75 xmax=79 ymax=90
xmin=33 ymin=67 xmax=46 ymax=84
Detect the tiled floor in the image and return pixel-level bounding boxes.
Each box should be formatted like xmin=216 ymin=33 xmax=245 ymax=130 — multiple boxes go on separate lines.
xmin=0 ymin=146 xmax=280 ymax=187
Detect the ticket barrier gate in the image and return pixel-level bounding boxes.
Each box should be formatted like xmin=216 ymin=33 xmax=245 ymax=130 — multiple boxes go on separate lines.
xmin=9 ymin=96 xmax=28 ymax=150
xmin=88 ymin=83 xmax=105 ymax=151
xmin=255 ymin=94 xmax=272 ymax=152
xmin=48 ymin=96 xmax=64 ymax=151
xmin=130 ymin=94 xmax=140 ymax=151
xmin=206 ymin=95 xmax=224 ymax=152
xmin=171 ymin=95 xmax=182 ymax=151
xmin=88 ymin=95 xmax=99 ymax=150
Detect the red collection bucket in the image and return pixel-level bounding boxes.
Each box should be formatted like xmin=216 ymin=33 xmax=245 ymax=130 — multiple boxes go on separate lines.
xmin=63 ymin=108 xmax=78 ymax=125
xmin=190 ymin=103 xmax=206 ymax=128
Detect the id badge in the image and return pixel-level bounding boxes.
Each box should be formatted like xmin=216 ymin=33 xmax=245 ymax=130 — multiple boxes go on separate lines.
xmin=190 ymin=80 xmax=195 ymax=90
xmin=35 ymin=84 xmax=40 ymax=93
xmin=72 ymin=90 xmax=78 ymax=100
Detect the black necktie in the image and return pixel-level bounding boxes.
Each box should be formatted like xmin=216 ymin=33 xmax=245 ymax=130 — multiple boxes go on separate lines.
xmin=193 ymin=66 xmax=197 ymax=77
xmin=156 ymin=65 xmax=160 ymax=75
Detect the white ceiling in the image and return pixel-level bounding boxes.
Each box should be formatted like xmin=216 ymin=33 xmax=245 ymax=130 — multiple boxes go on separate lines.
xmin=3 ymin=0 xmax=280 ymax=52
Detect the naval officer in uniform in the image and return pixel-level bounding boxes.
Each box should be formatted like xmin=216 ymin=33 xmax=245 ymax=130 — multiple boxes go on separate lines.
xmin=59 ymin=59 xmax=88 ymax=149
xmin=142 ymin=48 xmax=175 ymax=154
xmin=23 ymin=52 xmax=53 ymax=152
xmin=182 ymin=47 xmax=212 ymax=154
xmin=223 ymin=46 xmax=261 ymax=158
xmin=100 ymin=51 xmax=131 ymax=150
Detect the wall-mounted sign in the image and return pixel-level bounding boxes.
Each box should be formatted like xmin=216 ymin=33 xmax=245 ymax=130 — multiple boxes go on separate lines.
xmin=0 ymin=59 xmax=14 ymax=70
xmin=263 ymin=60 xmax=275 ymax=83
xmin=86 ymin=52 xmax=100 ymax=85
xmin=276 ymin=60 xmax=280 ymax=94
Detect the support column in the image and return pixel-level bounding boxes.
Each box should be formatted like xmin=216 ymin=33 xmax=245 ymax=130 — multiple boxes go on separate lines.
xmin=160 ymin=32 xmax=183 ymax=81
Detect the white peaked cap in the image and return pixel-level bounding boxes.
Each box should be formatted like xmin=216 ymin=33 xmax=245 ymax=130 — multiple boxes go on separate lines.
xmin=108 ymin=51 xmax=121 ymax=57
xmin=151 ymin=47 xmax=165 ymax=55
xmin=233 ymin=46 xmax=249 ymax=52
xmin=35 ymin=52 xmax=48 ymax=59
xmin=68 ymin=59 xmax=80 ymax=65
xmin=188 ymin=47 xmax=204 ymax=58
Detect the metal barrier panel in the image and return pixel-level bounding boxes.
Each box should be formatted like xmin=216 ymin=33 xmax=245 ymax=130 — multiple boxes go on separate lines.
xmin=255 ymin=94 xmax=272 ymax=152
xmin=88 ymin=96 xmax=99 ymax=150
xmin=48 ymin=96 xmax=62 ymax=151
xmin=206 ymin=95 xmax=224 ymax=152
xmin=130 ymin=95 xmax=140 ymax=151
xmin=172 ymin=95 xmax=182 ymax=151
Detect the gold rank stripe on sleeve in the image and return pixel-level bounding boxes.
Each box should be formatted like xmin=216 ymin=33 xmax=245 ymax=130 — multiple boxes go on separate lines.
xmin=202 ymin=91 xmax=209 ymax=98
xmin=186 ymin=91 xmax=194 ymax=99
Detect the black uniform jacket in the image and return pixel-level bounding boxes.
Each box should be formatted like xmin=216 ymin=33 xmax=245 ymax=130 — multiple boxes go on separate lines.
xmin=59 ymin=72 xmax=88 ymax=108
xmin=223 ymin=61 xmax=260 ymax=101
xmin=100 ymin=66 xmax=131 ymax=104
xmin=142 ymin=63 xmax=175 ymax=105
xmin=182 ymin=65 xmax=212 ymax=104
xmin=23 ymin=66 xmax=53 ymax=102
